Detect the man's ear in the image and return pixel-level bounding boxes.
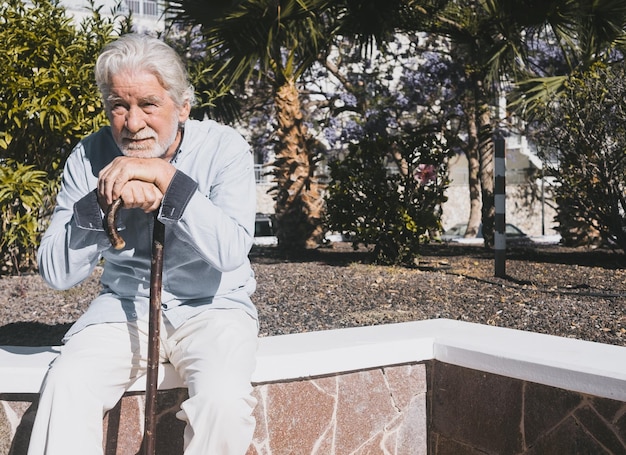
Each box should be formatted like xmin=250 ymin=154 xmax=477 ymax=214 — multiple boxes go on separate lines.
xmin=178 ymin=101 xmax=191 ymax=122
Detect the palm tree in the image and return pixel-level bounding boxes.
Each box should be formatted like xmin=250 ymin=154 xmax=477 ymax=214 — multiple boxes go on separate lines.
xmin=408 ymin=0 xmax=536 ymax=247
xmin=509 ymin=0 xmax=626 ymax=112
xmin=167 ymin=0 xmax=333 ymax=251
xmin=507 ymin=0 xmax=626 ymax=245
xmin=404 ymin=0 xmax=626 ymax=247
xmin=474 ymin=0 xmax=626 ymax=246
xmin=317 ymin=0 xmax=532 ymax=247
xmin=166 ymin=0 xmax=626 ymax=252
xmin=165 ymin=0 xmax=442 ymax=252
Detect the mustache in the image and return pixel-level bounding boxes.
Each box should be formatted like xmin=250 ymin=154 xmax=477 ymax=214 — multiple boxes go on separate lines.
xmin=121 ymin=129 xmax=157 ymax=140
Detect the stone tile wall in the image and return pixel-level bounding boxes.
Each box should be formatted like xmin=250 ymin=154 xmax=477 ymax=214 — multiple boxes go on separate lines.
xmin=428 ymin=362 xmax=626 ymax=454
xmin=4 ymin=360 xmax=625 ymax=454
xmin=1 ymin=363 xmax=427 ymax=455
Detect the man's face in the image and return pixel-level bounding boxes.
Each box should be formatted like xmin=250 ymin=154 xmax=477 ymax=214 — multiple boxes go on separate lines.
xmin=106 ymin=70 xmax=190 ymax=160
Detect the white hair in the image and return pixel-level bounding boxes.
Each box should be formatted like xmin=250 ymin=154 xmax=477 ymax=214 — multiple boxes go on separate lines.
xmin=95 ymin=34 xmax=196 ymax=109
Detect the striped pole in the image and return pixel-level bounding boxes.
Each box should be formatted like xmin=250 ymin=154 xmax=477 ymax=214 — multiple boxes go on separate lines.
xmin=494 ymin=135 xmax=506 ymax=277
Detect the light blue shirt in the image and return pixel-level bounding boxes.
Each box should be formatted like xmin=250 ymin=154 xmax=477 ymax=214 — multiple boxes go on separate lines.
xmin=38 ymin=119 xmax=257 ymax=341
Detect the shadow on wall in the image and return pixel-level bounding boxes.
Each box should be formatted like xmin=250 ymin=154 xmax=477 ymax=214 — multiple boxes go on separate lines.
xmin=0 ymin=322 xmax=71 ymax=347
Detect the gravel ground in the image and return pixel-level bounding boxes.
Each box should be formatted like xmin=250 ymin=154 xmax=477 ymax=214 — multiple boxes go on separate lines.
xmin=0 ymin=242 xmax=624 ymax=347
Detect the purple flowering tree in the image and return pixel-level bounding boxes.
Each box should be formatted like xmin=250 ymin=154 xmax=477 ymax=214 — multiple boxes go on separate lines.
xmin=306 ymin=34 xmax=457 ymax=264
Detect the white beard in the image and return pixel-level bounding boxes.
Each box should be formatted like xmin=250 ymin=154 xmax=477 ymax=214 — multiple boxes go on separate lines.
xmin=117 ymin=116 xmax=180 ymax=159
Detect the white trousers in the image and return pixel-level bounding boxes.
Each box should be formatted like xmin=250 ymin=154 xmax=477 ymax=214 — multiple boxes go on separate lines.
xmin=27 ymin=308 xmax=259 ymax=455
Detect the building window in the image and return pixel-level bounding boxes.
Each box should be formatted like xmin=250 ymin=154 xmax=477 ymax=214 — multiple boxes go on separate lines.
xmin=125 ymin=0 xmax=160 ymax=17
xmin=143 ymin=0 xmax=158 ymax=16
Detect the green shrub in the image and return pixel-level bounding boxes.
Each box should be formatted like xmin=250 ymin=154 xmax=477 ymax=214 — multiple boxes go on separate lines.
xmin=0 ymin=0 xmax=124 ymax=172
xmin=533 ymin=62 xmax=626 ymax=252
xmin=326 ymin=133 xmax=449 ymax=265
xmin=0 ymin=161 xmax=50 ymax=273
xmin=0 ymin=0 xmax=128 ymax=273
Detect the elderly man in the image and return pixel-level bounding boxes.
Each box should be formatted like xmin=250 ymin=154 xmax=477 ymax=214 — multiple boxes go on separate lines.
xmin=29 ymin=34 xmax=258 ymax=454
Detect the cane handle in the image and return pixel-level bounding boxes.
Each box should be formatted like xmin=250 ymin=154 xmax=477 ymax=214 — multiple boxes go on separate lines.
xmin=106 ymin=198 xmax=126 ymax=250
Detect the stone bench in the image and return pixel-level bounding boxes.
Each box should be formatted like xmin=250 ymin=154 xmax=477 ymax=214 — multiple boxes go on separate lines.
xmin=2 ymin=319 xmax=626 ymax=454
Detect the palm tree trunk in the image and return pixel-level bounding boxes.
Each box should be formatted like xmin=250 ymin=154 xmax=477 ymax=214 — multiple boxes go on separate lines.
xmin=477 ymin=95 xmax=495 ymax=249
xmin=271 ymin=78 xmax=324 ymax=250
xmin=464 ymin=102 xmax=482 ymax=238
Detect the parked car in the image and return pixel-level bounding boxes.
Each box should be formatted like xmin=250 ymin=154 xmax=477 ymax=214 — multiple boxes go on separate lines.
xmin=254 ymin=213 xmax=277 ymax=245
xmin=254 ymin=213 xmax=274 ymax=236
xmin=442 ymin=222 xmax=533 ymax=246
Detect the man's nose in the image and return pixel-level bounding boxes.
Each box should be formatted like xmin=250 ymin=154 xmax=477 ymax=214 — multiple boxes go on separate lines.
xmin=125 ymin=106 xmax=146 ymax=133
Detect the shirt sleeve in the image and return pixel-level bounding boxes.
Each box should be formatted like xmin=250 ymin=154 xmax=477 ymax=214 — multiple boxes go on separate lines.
xmin=37 ymin=145 xmax=110 ymax=290
xmin=73 ymin=189 xmax=105 ymax=230
xmin=160 ymin=170 xmax=199 ymax=221
xmin=156 ymin=125 xmax=256 ymax=273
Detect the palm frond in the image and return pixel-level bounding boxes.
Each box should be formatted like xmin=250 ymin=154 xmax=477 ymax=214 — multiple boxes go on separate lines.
xmin=509 ymin=75 xmax=567 ymax=118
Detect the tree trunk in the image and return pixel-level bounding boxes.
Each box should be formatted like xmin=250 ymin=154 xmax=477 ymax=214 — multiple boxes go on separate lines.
xmin=475 ymin=80 xmax=495 ymax=249
xmin=464 ymin=102 xmax=482 ymax=238
xmin=270 ymin=78 xmax=325 ymax=250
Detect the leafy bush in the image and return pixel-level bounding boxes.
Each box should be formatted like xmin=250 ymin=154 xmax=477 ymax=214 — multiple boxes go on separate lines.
xmin=0 ymin=161 xmax=50 ymax=273
xmin=0 ymin=0 xmax=123 ymax=171
xmin=533 ymin=62 xmax=626 ymax=252
xmin=0 ymin=0 xmax=127 ymax=273
xmin=326 ymin=132 xmax=449 ymax=265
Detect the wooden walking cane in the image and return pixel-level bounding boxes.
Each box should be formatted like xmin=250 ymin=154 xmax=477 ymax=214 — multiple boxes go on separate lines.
xmin=106 ymin=198 xmax=164 ymax=455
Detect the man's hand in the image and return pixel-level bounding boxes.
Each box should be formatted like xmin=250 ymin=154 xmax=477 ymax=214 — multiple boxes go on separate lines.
xmin=98 ymin=156 xmax=176 ymax=213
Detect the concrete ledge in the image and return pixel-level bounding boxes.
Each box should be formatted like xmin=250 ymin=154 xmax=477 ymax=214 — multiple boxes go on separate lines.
xmin=432 ymin=320 xmax=626 ymax=401
xmin=1 ymin=319 xmax=625 ymax=400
